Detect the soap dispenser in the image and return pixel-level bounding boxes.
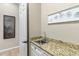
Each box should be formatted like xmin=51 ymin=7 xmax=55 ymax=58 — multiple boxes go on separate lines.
xmin=43 ymin=32 xmax=48 ymax=43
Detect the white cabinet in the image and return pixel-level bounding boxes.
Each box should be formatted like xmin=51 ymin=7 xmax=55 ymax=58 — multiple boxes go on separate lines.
xmin=31 ymin=43 xmax=51 ymax=56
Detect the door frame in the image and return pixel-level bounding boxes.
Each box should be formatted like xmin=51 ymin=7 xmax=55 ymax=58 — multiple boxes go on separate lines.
xmin=27 ymin=3 xmax=30 ymax=56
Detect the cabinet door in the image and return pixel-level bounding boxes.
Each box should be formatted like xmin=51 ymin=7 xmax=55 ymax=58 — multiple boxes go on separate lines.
xmin=31 ymin=49 xmax=37 ymax=56
xmin=31 ymin=43 xmax=41 ymax=56
xmin=31 ymin=44 xmax=37 ymax=56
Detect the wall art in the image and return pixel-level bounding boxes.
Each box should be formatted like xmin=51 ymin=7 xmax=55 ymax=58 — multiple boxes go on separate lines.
xmin=48 ymin=5 xmax=79 ymax=24
xmin=3 ymin=15 xmax=15 ymax=39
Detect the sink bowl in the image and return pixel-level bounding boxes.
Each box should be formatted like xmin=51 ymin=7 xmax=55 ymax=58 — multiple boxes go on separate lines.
xmin=35 ymin=40 xmax=47 ymax=45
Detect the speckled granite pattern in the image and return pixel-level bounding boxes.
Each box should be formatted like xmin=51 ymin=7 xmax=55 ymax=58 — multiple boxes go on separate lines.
xmin=41 ymin=40 xmax=79 ymax=56
xmin=31 ymin=37 xmax=79 ymax=56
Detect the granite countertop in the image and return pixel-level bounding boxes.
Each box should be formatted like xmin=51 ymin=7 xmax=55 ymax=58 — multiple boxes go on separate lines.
xmin=31 ymin=37 xmax=79 ymax=56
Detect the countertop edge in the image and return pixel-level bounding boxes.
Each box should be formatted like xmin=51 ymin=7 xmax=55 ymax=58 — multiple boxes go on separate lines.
xmin=31 ymin=41 xmax=54 ymax=56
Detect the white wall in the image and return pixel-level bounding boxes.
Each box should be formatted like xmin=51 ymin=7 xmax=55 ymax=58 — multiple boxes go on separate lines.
xmin=29 ymin=3 xmax=41 ymax=37
xmin=41 ymin=3 xmax=79 ymax=44
xmin=0 ymin=4 xmax=19 ymax=49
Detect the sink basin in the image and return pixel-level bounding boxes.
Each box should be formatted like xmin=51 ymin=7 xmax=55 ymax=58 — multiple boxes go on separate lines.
xmin=35 ymin=40 xmax=47 ymax=45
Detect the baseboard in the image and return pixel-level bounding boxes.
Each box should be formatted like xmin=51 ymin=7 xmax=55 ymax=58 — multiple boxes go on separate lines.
xmin=0 ymin=46 xmax=20 ymax=52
